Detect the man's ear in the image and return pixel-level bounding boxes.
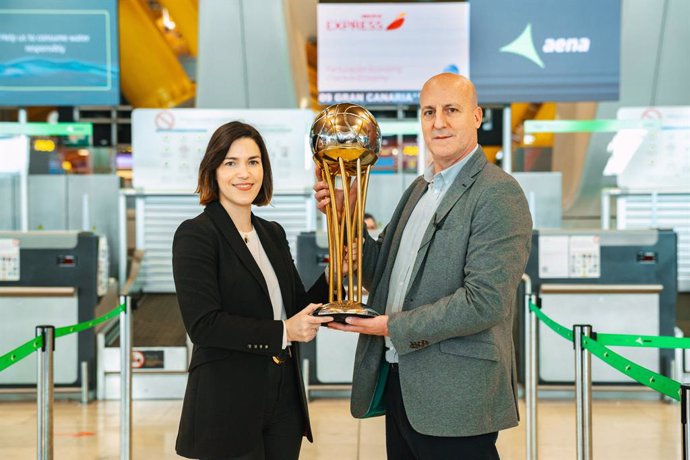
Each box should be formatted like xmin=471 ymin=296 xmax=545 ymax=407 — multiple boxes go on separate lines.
xmin=474 ymin=106 xmax=483 ymax=129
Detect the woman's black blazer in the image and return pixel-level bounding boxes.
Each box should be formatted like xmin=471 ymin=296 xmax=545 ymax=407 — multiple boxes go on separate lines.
xmin=172 ymin=201 xmax=329 ymax=459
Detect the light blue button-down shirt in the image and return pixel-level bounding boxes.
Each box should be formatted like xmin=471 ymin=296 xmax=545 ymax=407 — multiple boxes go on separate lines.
xmin=384 ymin=145 xmax=478 ymax=363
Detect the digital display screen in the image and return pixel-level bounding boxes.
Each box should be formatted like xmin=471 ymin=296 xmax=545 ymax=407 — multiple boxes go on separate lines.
xmin=0 ymin=0 xmax=120 ymax=106
xmin=470 ymin=0 xmax=621 ymax=103
xmin=317 ymin=2 xmax=469 ymax=105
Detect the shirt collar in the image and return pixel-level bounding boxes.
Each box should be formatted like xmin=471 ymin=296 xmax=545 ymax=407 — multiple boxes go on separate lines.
xmin=423 ymin=145 xmax=479 ymax=192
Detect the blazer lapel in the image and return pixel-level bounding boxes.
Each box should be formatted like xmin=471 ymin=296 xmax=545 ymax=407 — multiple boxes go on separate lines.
xmin=407 ymin=149 xmax=488 ymax=293
xmin=204 ymin=202 xmax=270 ymax=302
xmin=253 ymin=217 xmax=295 ymax=315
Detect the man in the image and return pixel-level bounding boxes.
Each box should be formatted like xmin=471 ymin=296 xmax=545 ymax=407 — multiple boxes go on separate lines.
xmin=314 ymin=73 xmax=532 ymax=459
xmin=364 ymin=213 xmax=378 ymax=233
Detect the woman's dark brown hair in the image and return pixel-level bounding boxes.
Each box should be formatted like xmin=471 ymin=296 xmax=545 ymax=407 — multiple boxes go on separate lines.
xmin=196 ymin=121 xmax=273 ymax=206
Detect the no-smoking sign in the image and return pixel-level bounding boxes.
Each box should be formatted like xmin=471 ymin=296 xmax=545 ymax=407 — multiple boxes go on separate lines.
xmin=132 ymin=350 xmax=145 ymax=368
xmin=154 ymin=111 xmax=175 ymax=130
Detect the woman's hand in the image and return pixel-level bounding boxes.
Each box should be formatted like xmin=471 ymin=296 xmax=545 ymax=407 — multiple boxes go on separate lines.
xmin=285 ymin=303 xmax=333 ymax=343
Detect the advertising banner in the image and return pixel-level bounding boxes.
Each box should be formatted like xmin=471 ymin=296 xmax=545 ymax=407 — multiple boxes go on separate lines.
xmin=317 ymin=2 xmax=469 ymax=105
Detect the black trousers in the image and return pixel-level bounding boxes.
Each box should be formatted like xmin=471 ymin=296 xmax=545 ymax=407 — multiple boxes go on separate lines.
xmin=385 ymin=364 xmax=500 ymax=460
xmin=202 ymin=356 xmax=305 ymax=460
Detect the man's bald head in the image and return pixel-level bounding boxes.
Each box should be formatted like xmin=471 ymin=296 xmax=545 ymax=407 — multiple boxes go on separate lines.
xmin=418 ymin=73 xmax=483 ymax=173
xmin=420 ymin=73 xmax=478 ymax=108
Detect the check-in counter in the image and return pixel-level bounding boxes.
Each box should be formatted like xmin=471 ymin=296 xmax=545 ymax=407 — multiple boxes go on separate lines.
xmin=0 ymin=231 xmax=106 ymax=390
xmin=539 ymin=283 xmax=663 ymax=383
xmin=521 ymin=229 xmax=677 ymax=385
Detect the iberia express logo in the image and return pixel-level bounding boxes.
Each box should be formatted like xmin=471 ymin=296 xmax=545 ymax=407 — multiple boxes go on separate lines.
xmin=326 ymin=12 xmax=406 ymax=31
xmin=386 ymin=13 xmax=406 ymax=30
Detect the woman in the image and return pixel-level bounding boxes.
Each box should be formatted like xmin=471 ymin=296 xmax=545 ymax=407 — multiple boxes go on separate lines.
xmin=172 ymin=121 xmax=333 ymax=460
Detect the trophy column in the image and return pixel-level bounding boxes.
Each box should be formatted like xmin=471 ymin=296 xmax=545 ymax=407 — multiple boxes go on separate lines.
xmin=310 ymin=103 xmax=381 ymax=323
xmin=320 ymin=158 xmax=372 ymax=306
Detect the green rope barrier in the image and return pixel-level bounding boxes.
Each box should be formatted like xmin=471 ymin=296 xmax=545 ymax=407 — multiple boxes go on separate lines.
xmin=583 ymin=336 xmax=681 ymax=401
xmin=528 ymin=301 xmax=681 ymax=400
xmin=55 ymin=303 xmax=126 ymax=338
xmin=529 ymin=302 xmax=574 ymax=341
xmin=596 ymin=333 xmax=690 ymax=349
xmin=0 ymin=336 xmax=44 ymax=373
xmin=0 ymin=302 xmax=125 ymax=373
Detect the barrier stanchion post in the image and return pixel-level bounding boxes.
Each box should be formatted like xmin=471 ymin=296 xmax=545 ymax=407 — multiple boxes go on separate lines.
xmin=573 ymin=325 xmax=593 ymax=460
xmin=119 ymin=296 xmax=133 ymax=460
xmin=80 ymin=361 xmax=89 ymax=404
xmin=680 ymin=384 xmax=690 ymax=460
xmin=522 ymin=274 xmax=538 ymax=460
xmin=529 ymin=294 xmax=539 ymax=459
xmin=601 ymin=188 xmax=611 ymax=229
xmin=36 ymin=325 xmax=55 ymax=460
xmin=676 ymin=328 xmax=685 ymax=403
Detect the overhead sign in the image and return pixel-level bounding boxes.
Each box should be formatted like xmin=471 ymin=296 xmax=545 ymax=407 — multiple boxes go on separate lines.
xmin=317 ymin=2 xmax=469 ymax=105
xmin=470 ymin=0 xmax=621 ymax=103
xmin=132 ymin=109 xmax=314 ymax=192
xmin=610 ymin=106 xmax=690 ymax=189
xmin=0 ymin=0 xmax=119 ymax=106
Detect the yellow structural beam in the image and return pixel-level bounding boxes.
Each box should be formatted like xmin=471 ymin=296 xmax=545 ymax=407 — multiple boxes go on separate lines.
xmin=510 ymin=103 xmax=533 ymax=131
xmin=522 ymin=103 xmax=556 ymax=147
xmin=510 ymin=102 xmax=557 ymax=148
xmin=482 ymin=145 xmax=501 ymax=164
xmin=529 ymin=102 xmax=556 ymax=147
xmin=119 ymin=0 xmax=195 ymax=108
xmin=158 ymin=0 xmax=199 ymax=57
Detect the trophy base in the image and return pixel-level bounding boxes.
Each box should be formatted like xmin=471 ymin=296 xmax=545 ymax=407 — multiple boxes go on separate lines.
xmin=313 ymin=301 xmax=379 ymax=324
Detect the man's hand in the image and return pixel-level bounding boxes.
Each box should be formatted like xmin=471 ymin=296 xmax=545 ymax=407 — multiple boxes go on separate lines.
xmin=328 ymin=314 xmax=389 ymax=336
xmin=342 ymin=240 xmax=358 ymax=275
xmin=313 ymin=165 xmax=357 ymax=218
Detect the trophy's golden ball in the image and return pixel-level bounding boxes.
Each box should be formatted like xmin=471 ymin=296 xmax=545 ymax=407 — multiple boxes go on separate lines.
xmin=309 ymin=103 xmax=381 ymax=174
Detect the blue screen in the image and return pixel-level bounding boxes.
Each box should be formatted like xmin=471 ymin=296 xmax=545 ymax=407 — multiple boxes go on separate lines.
xmin=0 ymin=0 xmax=119 ymax=106
xmin=470 ymin=0 xmax=621 ymax=103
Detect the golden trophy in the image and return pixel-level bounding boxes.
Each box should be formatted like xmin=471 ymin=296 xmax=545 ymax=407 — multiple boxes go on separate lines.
xmin=310 ymin=103 xmax=381 ymax=323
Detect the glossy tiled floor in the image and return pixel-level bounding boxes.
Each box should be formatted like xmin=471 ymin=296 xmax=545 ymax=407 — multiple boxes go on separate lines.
xmin=0 ymin=396 xmax=679 ymax=459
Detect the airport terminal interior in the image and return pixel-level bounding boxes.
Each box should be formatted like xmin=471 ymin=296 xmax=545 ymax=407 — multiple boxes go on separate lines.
xmin=1 ymin=0 xmax=689 ymax=459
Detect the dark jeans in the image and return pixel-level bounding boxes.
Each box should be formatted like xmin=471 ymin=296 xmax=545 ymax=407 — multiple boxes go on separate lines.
xmin=385 ymin=364 xmax=500 ymax=460
xmin=202 ymin=357 xmax=304 ymax=460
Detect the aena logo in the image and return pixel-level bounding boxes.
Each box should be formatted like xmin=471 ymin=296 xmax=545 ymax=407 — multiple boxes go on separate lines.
xmin=542 ymin=37 xmax=590 ymax=53
xmin=499 ymin=23 xmax=591 ymax=69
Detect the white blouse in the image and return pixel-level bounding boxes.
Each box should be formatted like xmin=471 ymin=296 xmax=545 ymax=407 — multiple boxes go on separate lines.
xmin=242 ymin=228 xmax=289 ymax=347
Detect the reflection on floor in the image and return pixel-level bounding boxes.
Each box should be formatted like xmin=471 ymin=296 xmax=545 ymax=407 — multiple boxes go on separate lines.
xmin=0 ymin=397 xmax=679 ymax=459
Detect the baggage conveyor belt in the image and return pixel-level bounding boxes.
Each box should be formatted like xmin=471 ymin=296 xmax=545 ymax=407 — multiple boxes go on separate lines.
xmin=110 ymin=294 xmax=187 ymax=347
xmin=98 ymin=294 xmax=190 ymax=400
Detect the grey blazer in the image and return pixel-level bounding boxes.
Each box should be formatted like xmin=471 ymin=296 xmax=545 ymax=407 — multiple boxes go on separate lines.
xmin=351 ymin=148 xmax=532 ymax=437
